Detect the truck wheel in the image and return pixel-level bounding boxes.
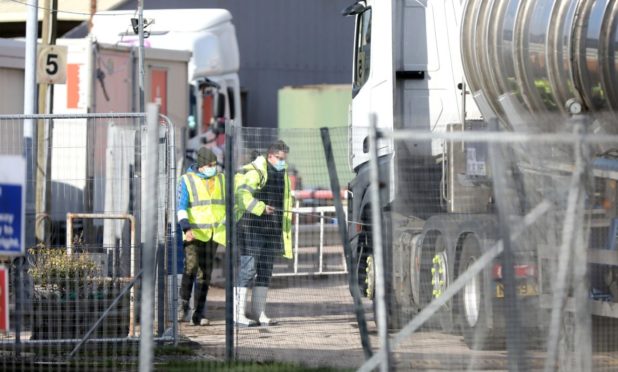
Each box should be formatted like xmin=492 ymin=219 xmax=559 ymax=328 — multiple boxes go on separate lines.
xmin=390 ymin=231 xmax=420 ymax=329
xmin=356 ymin=232 xmax=374 ymax=299
xmin=365 ymin=254 xmax=375 ymax=300
xmin=458 ymin=234 xmax=502 ymax=349
xmin=420 ymin=231 xmax=455 ymax=333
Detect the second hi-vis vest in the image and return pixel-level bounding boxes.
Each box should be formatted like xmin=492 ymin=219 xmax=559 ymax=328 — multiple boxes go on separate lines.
xmin=182 ymin=172 xmax=226 ymax=246
xmin=235 ymin=156 xmax=293 ymax=259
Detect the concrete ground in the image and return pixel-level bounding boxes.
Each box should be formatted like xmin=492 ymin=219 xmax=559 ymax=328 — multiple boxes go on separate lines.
xmin=174 ymin=243 xmax=618 ymax=371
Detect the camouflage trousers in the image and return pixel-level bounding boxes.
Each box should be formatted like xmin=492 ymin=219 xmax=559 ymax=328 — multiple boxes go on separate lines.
xmin=179 ymin=238 xmax=218 ymax=316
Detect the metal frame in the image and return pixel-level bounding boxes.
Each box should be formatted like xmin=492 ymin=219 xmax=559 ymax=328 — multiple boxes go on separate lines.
xmin=0 ymin=111 xmax=179 ymax=356
xmin=272 ymin=203 xmax=348 ymax=278
xmin=66 ymin=213 xmax=138 ymax=336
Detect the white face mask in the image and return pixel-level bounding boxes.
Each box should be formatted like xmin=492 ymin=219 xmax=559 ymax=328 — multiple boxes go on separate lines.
xmin=274 ymin=159 xmax=286 ymax=171
xmin=200 ymin=166 xmax=217 ymax=178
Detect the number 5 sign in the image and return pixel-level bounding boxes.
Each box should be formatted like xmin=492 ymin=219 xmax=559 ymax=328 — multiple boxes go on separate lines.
xmin=37 ymin=45 xmax=68 ymax=84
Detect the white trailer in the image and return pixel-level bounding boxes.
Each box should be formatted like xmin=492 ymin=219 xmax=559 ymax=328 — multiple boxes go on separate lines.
xmin=50 ymin=39 xmax=190 ymax=228
xmin=89 ymin=9 xmax=243 ymax=162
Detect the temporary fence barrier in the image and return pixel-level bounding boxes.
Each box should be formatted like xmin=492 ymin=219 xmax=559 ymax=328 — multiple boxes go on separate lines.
xmin=9 ymin=114 xmax=617 ymax=371
xmin=0 ymin=109 xmax=179 ymax=371
xmin=358 ymin=115 xmax=618 ymax=372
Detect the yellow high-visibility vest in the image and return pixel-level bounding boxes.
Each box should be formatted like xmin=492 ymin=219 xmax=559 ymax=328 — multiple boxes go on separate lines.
xmin=234 ymin=156 xmax=293 ymax=259
xmin=182 ymin=172 xmax=226 ymax=246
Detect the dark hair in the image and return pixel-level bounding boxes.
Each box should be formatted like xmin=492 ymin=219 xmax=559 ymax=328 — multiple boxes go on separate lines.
xmin=268 ymin=140 xmax=289 ymax=154
xmin=249 ymin=150 xmax=261 ymax=161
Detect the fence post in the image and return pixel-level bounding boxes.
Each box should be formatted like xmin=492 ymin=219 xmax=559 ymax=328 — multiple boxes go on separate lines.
xmin=319 ymin=211 xmax=324 ymax=274
xmin=367 ymin=115 xmax=391 ymax=372
xmin=320 ymin=127 xmax=373 ymax=359
xmin=294 ymin=199 xmax=300 ymax=274
xmin=571 ymin=120 xmax=592 ymax=372
xmin=166 ymin=115 xmax=179 ymax=345
xmin=488 ymin=118 xmax=527 ymax=371
xmin=17 ymin=0 xmax=40 ymax=356
xmin=157 ymin=122 xmax=167 ymax=337
xmin=544 ymin=120 xmax=591 ymax=372
xmin=139 ymin=103 xmax=159 ymax=372
xmin=225 ymin=121 xmax=235 ymax=360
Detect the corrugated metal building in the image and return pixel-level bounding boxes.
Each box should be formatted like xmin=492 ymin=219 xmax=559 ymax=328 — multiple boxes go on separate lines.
xmin=66 ymin=0 xmax=355 ymax=128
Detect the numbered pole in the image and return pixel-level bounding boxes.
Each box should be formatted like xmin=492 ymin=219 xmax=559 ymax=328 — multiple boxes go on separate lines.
xmin=37 ymin=45 xmax=67 ymax=85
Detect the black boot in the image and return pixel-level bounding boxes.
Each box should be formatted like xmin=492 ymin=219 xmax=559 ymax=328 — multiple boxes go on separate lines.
xmin=177 ymin=299 xmax=190 ymax=322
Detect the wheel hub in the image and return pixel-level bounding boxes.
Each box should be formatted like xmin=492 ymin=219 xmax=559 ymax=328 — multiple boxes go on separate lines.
xmin=365 ymin=255 xmax=375 ymax=299
xmin=431 ymin=252 xmax=448 ymax=300
xmin=463 ymin=258 xmax=481 ymax=327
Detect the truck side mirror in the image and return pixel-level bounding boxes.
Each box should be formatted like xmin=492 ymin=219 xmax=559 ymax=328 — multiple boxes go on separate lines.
xmin=342 ymin=2 xmax=366 ymax=16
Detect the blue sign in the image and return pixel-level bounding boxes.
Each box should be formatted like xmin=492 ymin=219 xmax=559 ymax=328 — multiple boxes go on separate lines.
xmin=0 ymin=185 xmax=23 ymax=255
xmin=0 ymin=156 xmax=25 ymax=256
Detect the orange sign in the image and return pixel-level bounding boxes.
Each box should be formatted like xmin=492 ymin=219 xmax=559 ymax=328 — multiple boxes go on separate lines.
xmin=0 ymin=266 xmax=7 ymax=332
xmin=150 ymin=68 xmax=168 ymax=115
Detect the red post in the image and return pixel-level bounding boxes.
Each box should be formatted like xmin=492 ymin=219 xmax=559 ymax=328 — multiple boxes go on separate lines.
xmin=0 ymin=266 xmax=8 ymax=333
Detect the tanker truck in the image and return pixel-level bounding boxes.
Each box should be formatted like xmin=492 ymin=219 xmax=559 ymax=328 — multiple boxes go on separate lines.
xmin=343 ymin=0 xmax=618 ymax=349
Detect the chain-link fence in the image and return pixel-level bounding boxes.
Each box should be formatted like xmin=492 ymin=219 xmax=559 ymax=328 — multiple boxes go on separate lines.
xmin=0 ymin=110 xmax=179 ymax=371
xmin=226 ymin=126 xmax=365 ymax=367
xmin=356 ymin=116 xmax=618 ymax=371
xmin=9 ymin=114 xmax=618 ymax=371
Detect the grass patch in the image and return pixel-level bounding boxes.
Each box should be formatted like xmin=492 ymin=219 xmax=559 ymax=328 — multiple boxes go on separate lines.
xmin=156 ymin=360 xmax=353 ymax=372
xmin=154 ymin=344 xmax=196 ymax=357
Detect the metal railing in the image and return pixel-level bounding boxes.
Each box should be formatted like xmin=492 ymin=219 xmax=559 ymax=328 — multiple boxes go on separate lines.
xmin=272 ymin=200 xmax=348 ymax=277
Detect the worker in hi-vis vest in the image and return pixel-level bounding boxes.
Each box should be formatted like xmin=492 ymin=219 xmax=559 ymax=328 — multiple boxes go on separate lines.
xmin=234 ymin=140 xmax=293 ymax=327
xmin=177 ymin=147 xmax=226 ymax=326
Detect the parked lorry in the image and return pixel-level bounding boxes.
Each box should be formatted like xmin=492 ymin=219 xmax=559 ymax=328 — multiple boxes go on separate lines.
xmin=343 ymin=0 xmax=618 ymax=349
xmin=49 ymin=38 xmax=190 ymax=231
xmin=90 ymin=8 xmax=243 ymax=163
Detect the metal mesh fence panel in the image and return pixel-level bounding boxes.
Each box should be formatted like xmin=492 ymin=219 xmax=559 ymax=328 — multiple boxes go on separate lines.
xmin=0 ymin=113 xmax=177 ymax=371
xmin=222 ymin=125 xmax=367 ymax=369
xmin=355 ymin=118 xmax=618 ymax=371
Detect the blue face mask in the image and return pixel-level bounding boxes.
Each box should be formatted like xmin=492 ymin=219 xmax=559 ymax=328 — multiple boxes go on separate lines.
xmin=200 ymin=167 xmax=217 ymax=178
xmin=274 ymin=159 xmax=286 ymax=171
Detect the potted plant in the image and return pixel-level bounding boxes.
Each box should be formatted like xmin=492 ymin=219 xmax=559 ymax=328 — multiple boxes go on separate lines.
xmin=28 ymin=247 xmax=130 ymax=340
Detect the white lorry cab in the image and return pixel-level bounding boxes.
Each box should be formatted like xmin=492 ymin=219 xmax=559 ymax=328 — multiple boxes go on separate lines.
xmin=91 ymin=9 xmax=242 ymax=162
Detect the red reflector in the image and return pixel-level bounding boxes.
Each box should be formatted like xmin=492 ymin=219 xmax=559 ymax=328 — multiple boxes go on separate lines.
xmin=492 ymin=264 xmax=502 ymax=279
xmin=492 ymin=264 xmax=536 ymax=280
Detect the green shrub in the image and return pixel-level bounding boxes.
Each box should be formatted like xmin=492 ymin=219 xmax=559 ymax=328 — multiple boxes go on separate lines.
xmin=28 ymin=247 xmax=99 ymax=295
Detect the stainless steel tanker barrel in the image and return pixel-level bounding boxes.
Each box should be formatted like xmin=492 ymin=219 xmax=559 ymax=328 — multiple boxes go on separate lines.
xmin=461 ymin=0 xmax=618 ymax=131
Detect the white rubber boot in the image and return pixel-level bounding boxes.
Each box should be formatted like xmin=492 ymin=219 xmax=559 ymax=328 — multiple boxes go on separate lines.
xmin=251 ymin=286 xmax=278 ymax=326
xmin=234 ymin=287 xmax=257 ymax=327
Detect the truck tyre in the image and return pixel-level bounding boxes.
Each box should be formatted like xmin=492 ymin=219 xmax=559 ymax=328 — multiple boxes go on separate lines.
xmin=365 ymin=254 xmax=375 ymax=300
xmin=458 ymin=234 xmax=503 ymax=350
xmin=419 ymin=230 xmax=456 ymax=333
xmin=390 ymin=230 xmax=420 ymax=329
xmin=357 ymin=232 xmax=374 ymax=299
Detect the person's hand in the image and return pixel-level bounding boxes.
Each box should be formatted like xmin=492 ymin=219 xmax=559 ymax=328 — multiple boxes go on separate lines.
xmin=185 ymin=229 xmax=195 ymax=242
xmin=265 ymin=205 xmax=275 ymax=215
